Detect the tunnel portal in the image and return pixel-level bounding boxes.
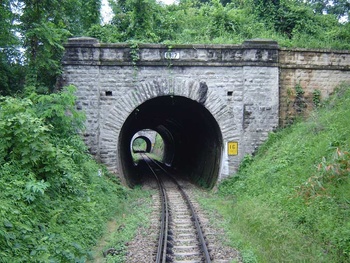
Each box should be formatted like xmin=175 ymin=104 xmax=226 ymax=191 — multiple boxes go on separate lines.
xmin=63 ymin=38 xmax=283 ymax=184
xmin=132 ymin=136 xmax=152 ymax=153
xmin=119 ymin=95 xmax=223 ymax=188
xmin=62 ymin=37 xmax=350 ymax=186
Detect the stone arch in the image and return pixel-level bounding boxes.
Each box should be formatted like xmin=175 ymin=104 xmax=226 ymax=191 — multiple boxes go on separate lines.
xmin=131 ymin=136 xmax=152 ymax=153
xmin=99 ymin=78 xmax=231 ymax=186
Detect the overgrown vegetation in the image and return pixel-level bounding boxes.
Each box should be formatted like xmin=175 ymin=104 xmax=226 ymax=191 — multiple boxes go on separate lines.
xmin=89 ymin=0 xmax=350 ymax=50
xmin=208 ymin=84 xmax=350 ymax=262
xmin=151 ymin=133 xmax=165 ymax=160
xmin=132 ymin=138 xmax=147 ymax=152
xmin=0 ymin=87 xmax=130 ymax=262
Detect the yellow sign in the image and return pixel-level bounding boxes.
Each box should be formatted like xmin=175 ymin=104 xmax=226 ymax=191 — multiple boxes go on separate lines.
xmin=228 ymin=141 xmax=238 ymax=155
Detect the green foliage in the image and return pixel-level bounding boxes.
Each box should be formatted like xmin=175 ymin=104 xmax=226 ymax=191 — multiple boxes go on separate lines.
xmin=0 ymin=0 xmax=102 ymax=95
xmin=87 ymin=24 xmax=122 ymax=43
xmin=132 ymin=138 xmax=147 ymax=151
xmin=238 ymin=154 xmax=254 ymax=172
xmin=0 ymin=86 xmax=127 ymax=262
xmin=309 ymin=0 xmax=350 ymax=19
xmin=0 ymin=96 xmax=52 ymax=171
xmin=129 ymin=40 xmax=140 ymax=67
xmin=0 ymin=0 xmax=25 ymax=95
xmin=0 ymin=86 xmax=86 ymax=185
xmin=313 ymin=89 xmax=322 ymax=108
xmin=86 ymin=0 xmax=350 ymax=50
xmin=217 ymin=84 xmax=350 ymax=262
xmin=20 ymin=0 xmax=81 ymax=91
xmin=294 ymin=82 xmax=305 ymax=96
xmin=23 ymin=21 xmax=70 ymax=91
xmin=293 ymin=83 xmax=307 ymax=115
xmin=297 ymin=148 xmax=350 ymax=199
xmin=89 ymin=187 xmax=154 ymax=262
xmin=152 ymin=132 xmax=164 ymax=160
xmin=108 ymin=0 xmax=165 ymax=42
xmin=24 ymin=175 xmax=51 ymax=203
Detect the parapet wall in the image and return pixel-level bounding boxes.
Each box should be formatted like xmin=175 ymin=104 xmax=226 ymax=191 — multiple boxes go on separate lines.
xmin=62 ymin=37 xmax=279 ymax=67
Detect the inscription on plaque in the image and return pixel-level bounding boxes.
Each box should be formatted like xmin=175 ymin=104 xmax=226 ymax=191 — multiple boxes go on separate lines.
xmin=164 ymin=52 xmax=180 ymax=60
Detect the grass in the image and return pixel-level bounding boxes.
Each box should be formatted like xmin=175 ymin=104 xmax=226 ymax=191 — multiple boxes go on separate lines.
xmin=88 ymin=187 xmax=154 ymax=263
xmin=196 ymin=84 xmax=350 ymax=263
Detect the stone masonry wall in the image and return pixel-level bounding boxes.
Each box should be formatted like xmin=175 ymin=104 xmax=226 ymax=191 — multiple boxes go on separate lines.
xmin=61 ymin=38 xmax=350 ymax=181
xmin=279 ymin=48 xmax=350 ymax=125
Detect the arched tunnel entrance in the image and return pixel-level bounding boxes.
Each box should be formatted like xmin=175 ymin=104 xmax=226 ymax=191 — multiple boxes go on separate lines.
xmin=118 ymin=95 xmax=223 ymax=189
xmin=131 ymin=136 xmax=153 ymax=153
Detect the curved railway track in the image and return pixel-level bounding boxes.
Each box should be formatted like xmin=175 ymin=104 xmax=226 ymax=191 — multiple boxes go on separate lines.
xmin=140 ymin=153 xmax=212 ymax=263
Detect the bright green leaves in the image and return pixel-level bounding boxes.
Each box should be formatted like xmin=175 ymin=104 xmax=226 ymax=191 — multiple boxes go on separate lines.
xmin=0 ymin=96 xmax=50 ymax=167
xmin=1 ymin=0 xmax=102 ymax=95
xmin=0 ymin=85 xmax=85 ymax=185
xmin=32 ymin=85 xmax=85 ymax=137
xmin=297 ymin=147 xmax=350 ymax=200
xmin=23 ymin=20 xmax=71 ymax=90
xmin=107 ymin=0 xmax=165 ymax=42
xmin=0 ymin=86 xmax=127 ymax=261
xmin=91 ymin=0 xmax=350 ymax=49
xmin=24 ymin=175 xmax=51 ymax=203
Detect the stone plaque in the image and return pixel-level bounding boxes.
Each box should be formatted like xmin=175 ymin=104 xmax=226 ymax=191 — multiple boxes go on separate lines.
xmin=164 ymin=51 xmax=180 ymax=60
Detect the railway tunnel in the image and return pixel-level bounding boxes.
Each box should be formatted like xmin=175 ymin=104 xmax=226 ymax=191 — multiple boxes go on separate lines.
xmin=118 ymin=95 xmax=223 ymax=189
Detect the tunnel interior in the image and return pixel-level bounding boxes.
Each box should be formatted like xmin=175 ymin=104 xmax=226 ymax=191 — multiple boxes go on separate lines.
xmin=118 ymin=95 xmax=223 ymax=189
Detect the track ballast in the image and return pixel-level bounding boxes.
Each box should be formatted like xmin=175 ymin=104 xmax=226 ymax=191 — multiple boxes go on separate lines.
xmin=141 ymin=154 xmax=211 ymax=263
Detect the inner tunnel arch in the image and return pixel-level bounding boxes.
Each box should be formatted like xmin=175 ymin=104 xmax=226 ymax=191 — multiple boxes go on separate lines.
xmin=119 ymin=95 xmax=223 ymax=188
xmin=131 ymin=135 xmax=152 ymax=153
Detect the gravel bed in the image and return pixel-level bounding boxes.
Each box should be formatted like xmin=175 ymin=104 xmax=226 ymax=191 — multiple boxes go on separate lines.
xmin=126 ymin=179 xmax=242 ymax=263
xmin=179 ymin=180 xmax=242 ymax=263
xmin=126 ymin=180 xmax=160 ymax=263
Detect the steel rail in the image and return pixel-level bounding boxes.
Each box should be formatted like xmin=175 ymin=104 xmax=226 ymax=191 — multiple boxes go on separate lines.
xmin=140 ymin=154 xmax=169 ymax=263
xmin=142 ymin=154 xmax=212 ymax=263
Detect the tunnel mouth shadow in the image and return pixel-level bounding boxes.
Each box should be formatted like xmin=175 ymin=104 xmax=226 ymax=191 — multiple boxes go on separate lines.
xmin=118 ymin=95 xmax=223 ymax=189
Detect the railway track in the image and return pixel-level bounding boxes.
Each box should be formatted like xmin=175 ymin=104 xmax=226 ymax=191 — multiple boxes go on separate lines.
xmin=140 ymin=154 xmax=212 ymax=263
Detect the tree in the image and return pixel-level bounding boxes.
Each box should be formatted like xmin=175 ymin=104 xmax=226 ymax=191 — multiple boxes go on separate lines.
xmin=64 ymin=0 xmax=102 ymax=35
xmin=192 ymin=0 xmax=232 ymax=6
xmin=308 ymin=0 xmax=350 ymax=19
xmin=0 ymin=0 xmax=23 ymax=95
xmin=20 ymin=0 xmax=103 ymax=92
xmin=0 ymin=0 xmax=102 ymax=95
xmin=109 ymin=0 xmax=164 ymax=41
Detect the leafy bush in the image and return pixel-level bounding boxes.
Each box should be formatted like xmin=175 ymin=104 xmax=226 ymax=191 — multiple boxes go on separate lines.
xmin=0 ymin=86 xmax=127 ymax=262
